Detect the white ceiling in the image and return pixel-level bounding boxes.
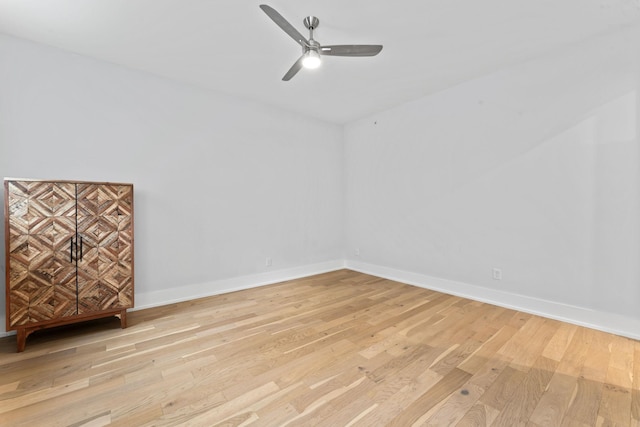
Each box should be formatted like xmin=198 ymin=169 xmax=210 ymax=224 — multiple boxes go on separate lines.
xmin=1 ymin=0 xmax=640 ymax=124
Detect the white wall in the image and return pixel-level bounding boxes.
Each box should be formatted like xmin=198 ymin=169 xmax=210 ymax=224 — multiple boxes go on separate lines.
xmin=345 ymin=33 xmax=640 ymax=338
xmin=0 ymin=35 xmax=345 ymax=333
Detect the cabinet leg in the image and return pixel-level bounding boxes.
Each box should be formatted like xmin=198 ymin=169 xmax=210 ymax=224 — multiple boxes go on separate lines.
xmin=119 ymin=309 xmax=127 ymax=329
xmin=16 ymin=328 xmax=26 ymax=353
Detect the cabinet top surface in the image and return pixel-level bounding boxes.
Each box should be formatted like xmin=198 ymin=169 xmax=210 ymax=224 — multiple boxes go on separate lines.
xmin=4 ymin=178 xmax=133 ymax=186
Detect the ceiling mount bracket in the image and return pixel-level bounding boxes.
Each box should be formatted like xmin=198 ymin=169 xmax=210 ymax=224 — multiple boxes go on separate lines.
xmin=303 ymin=16 xmax=319 ymax=30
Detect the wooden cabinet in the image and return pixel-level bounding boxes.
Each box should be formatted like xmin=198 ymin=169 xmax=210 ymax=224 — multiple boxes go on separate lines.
xmin=4 ymin=179 xmax=134 ymax=352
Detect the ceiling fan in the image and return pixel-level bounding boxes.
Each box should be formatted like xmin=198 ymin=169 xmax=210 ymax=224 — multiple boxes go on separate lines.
xmin=259 ymin=4 xmax=383 ymax=81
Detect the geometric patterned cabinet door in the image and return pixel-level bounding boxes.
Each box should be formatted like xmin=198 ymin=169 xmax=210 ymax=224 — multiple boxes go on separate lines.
xmin=4 ymin=179 xmax=134 ymax=352
xmin=76 ymin=183 xmax=133 ymax=314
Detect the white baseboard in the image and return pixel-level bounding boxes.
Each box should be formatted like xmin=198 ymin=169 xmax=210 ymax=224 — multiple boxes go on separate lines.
xmin=4 ymin=259 xmax=638 ymax=342
xmin=345 ymin=260 xmax=640 ymax=341
xmin=133 ymin=259 xmax=346 ymax=311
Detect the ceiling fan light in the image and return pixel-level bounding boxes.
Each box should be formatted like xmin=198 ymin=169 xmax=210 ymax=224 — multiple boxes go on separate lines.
xmin=302 ymin=50 xmax=321 ymax=69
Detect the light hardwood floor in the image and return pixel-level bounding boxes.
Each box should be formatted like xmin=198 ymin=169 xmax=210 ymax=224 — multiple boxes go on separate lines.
xmin=1 ymin=269 xmax=639 ymax=426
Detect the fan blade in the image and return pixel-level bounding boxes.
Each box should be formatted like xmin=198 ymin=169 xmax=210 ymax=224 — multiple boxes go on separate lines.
xmin=260 ymin=5 xmax=309 ymax=47
xmin=320 ymin=45 xmax=383 ymax=57
xmin=282 ymin=55 xmax=305 ymax=81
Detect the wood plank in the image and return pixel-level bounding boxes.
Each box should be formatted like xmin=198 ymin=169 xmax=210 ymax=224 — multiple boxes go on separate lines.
xmin=479 ymin=366 xmax=527 ymax=411
xmin=529 ymin=371 xmax=578 ymax=426
xmin=562 ymin=377 xmax=605 ymax=425
xmin=542 ymin=322 xmax=578 ymax=362
xmin=386 ymin=368 xmax=472 ymax=425
xmin=489 ymin=356 xmax=557 ymax=426
xmin=426 ymin=357 xmax=511 ymax=426
xmin=456 ymin=403 xmax=500 ymax=427
xmin=596 ymin=335 xmax=634 ymax=426
xmin=633 ymin=343 xmax=640 ymax=424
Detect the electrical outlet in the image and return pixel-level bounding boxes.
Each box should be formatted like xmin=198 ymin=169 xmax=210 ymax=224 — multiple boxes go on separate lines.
xmin=492 ymin=268 xmax=502 ymax=280
xmin=266 ymin=257 xmax=272 ymax=267
xmin=354 ymin=248 xmax=360 ymax=257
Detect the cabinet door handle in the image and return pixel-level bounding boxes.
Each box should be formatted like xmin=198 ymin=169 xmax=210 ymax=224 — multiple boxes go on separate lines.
xmin=69 ymin=238 xmax=74 ymax=262
xmin=79 ymin=236 xmax=83 ymax=261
